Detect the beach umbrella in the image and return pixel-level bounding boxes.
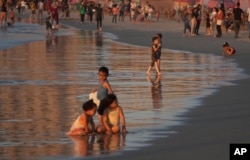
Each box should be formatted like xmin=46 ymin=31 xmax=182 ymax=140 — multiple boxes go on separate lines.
xmin=207 ymin=0 xmax=235 ymax=9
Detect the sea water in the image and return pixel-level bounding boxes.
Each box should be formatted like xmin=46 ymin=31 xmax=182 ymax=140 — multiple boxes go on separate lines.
xmin=0 ymin=22 xmax=247 ymax=160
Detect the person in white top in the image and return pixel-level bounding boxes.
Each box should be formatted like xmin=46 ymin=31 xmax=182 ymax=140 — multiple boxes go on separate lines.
xmin=247 ymin=7 xmax=250 ymax=38
xmin=67 ymin=100 xmax=97 ymax=136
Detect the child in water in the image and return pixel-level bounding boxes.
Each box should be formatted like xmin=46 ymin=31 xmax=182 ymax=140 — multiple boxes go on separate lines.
xmin=223 ymin=42 xmax=236 ymax=56
xmin=67 ymin=100 xmax=97 ymax=136
xmin=147 ymin=36 xmax=161 ymax=75
xmin=90 ymin=66 xmax=113 ymax=133
xmin=102 ymin=94 xmax=127 ymax=134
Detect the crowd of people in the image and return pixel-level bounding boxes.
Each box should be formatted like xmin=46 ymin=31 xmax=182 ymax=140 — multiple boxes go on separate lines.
xmin=181 ymin=2 xmax=249 ymax=39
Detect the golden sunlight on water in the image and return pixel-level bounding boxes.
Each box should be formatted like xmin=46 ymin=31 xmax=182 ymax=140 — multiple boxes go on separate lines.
xmin=0 ymin=29 xmax=246 ymax=159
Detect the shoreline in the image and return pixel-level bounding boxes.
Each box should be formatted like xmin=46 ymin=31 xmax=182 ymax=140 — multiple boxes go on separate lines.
xmin=59 ymin=12 xmax=250 ymax=160
xmin=5 ymin=10 xmax=250 ymax=159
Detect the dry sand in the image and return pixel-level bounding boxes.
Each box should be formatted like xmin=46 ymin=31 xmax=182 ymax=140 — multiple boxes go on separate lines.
xmin=60 ymin=11 xmax=250 ymax=160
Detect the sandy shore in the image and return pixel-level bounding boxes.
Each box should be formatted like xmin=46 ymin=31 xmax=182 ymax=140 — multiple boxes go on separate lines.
xmin=59 ymin=11 xmax=250 ymax=160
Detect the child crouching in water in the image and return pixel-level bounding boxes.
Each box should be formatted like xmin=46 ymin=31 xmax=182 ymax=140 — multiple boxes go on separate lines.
xmin=97 ymin=94 xmax=127 ymax=134
xmin=223 ymin=42 xmax=236 ymax=56
xmin=67 ymin=100 xmax=97 ymax=136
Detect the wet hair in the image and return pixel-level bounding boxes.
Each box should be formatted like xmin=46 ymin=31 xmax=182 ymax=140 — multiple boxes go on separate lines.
xmin=223 ymin=42 xmax=229 ymax=47
xmin=156 ymin=33 xmax=162 ymax=39
xmin=98 ymin=66 xmax=109 ymax=76
xmin=152 ymin=36 xmax=158 ymax=42
xmin=106 ymin=94 xmax=117 ymax=106
xmin=82 ymin=99 xmax=96 ymax=111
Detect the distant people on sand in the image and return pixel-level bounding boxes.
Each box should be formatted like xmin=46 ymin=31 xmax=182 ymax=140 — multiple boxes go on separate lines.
xmin=79 ymin=2 xmax=86 ymax=23
xmin=0 ymin=0 xmax=7 ymax=27
xmin=29 ymin=0 xmax=37 ymax=23
xmin=101 ymin=94 xmax=127 ymax=134
xmin=247 ymin=7 xmax=250 ymax=38
xmin=222 ymin=42 xmax=236 ymax=56
xmin=147 ymin=36 xmax=161 ymax=75
xmin=67 ymin=100 xmax=97 ymax=136
xmin=95 ymin=3 xmax=103 ymax=31
xmin=233 ymin=2 xmax=244 ymax=38
xmin=216 ymin=6 xmax=224 ymax=38
xmin=7 ymin=8 xmax=15 ymax=26
xmin=89 ymin=66 xmax=113 ymax=133
xmin=182 ymin=12 xmax=191 ymax=37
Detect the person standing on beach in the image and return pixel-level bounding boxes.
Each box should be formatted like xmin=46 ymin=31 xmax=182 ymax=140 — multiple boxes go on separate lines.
xmin=90 ymin=66 xmax=113 ymax=133
xmin=182 ymin=12 xmax=191 ymax=37
xmin=79 ymin=2 xmax=86 ymax=24
xmin=118 ymin=0 xmax=125 ymax=21
xmin=147 ymin=36 xmax=161 ymax=75
xmin=233 ymin=2 xmax=244 ymax=38
xmin=37 ymin=0 xmax=44 ymax=20
xmin=156 ymin=33 xmax=162 ymax=72
xmin=247 ymin=7 xmax=250 ymax=38
xmin=0 ymin=0 xmax=7 ymax=27
xmin=216 ymin=6 xmax=224 ymax=38
xmin=192 ymin=4 xmax=202 ymax=35
xmin=46 ymin=11 xmax=53 ymax=37
xmin=112 ymin=4 xmax=118 ymax=23
xmin=95 ymin=3 xmax=103 ymax=31
xmin=29 ymin=0 xmax=37 ymax=23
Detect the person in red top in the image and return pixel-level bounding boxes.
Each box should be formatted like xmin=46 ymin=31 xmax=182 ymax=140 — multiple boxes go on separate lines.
xmin=112 ymin=4 xmax=118 ymax=23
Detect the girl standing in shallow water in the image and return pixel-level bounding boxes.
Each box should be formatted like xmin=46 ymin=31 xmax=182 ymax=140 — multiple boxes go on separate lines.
xmin=147 ymin=36 xmax=161 ymax=75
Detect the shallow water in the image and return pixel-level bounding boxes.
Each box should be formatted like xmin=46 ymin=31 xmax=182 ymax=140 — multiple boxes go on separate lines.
xmin=0 ymin=23 xmax=247 ymax=159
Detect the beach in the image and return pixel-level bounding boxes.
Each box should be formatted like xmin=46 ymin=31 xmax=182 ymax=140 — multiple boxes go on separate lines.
xmin=60 ymin=11 xmax=250 ymax=160
xmin=1 ymin=10 xmax=250 ymax=160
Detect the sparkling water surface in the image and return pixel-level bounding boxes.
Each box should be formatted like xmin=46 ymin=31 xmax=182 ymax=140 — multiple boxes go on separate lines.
xmin=0 ymin=22 xmax=247 ymax=160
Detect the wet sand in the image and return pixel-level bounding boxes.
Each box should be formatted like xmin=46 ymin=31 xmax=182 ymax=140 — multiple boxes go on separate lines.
xmin=60 ymin=11 xmax=250 ymax=160
xmin=1 ymin=10 xmax=250 ymax=160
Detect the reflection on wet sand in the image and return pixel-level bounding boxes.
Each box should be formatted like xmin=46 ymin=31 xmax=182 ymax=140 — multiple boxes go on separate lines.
xmin=0 ymin=28 xmax=246 ymax=159
xmin=147 ymin=75 xmax=162 ymax=109
xmin=68 ymin=133 xmax=126 ymax=157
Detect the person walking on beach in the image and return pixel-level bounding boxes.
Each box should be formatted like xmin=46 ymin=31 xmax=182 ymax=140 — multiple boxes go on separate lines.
xmin=182 ymin=12 xmax=191 ymax=37
xmin=247 ymin=7 xmax=250 ymax=38
xmin=147 ymin=36 xmax=161 ymax=75
xmin=233 ymin=2 xmax=244 ymax=38
xmin=102 ymin=94 xmax=127 ymax=134
xmin=90 ymin=66 xmax=113 ymax=133
xmin=67 ymin=100 xmax=97 ymax=136
xmin=95 ymin=3 xmax=103 ymax=31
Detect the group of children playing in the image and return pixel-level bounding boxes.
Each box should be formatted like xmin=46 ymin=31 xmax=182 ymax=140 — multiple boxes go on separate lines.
xmin=67 ymin=66 xmax=127 ymax=136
